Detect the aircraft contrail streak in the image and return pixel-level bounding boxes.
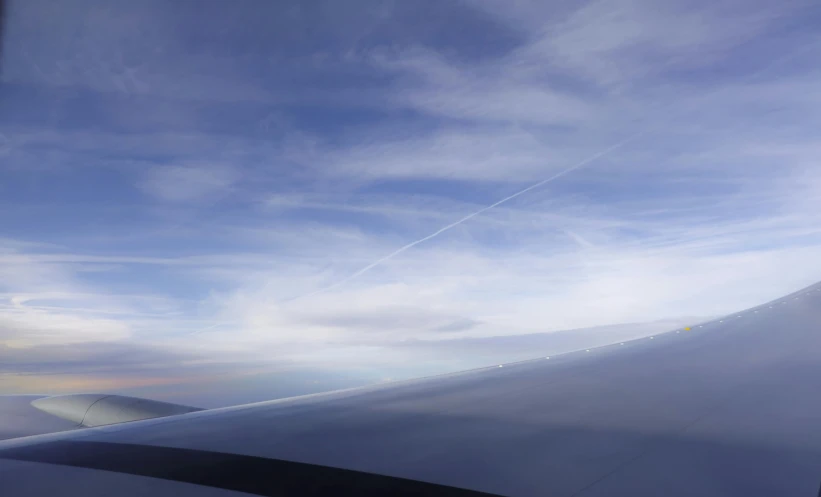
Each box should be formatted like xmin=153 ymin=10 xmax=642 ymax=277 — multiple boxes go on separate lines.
xmin=188 ymin=39 xmax=816 ymax=334
xmin=291 ymin=131 xmax=645 ymax=300
xmin=294 ymin=39 xmax=820 ymax=301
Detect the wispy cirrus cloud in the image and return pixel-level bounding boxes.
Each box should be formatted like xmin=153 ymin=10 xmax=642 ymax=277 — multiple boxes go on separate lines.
xmin=1 ymin=0 xmax=820 ymax=400
xmin=138 ymin=163 xmax=240 ymax=203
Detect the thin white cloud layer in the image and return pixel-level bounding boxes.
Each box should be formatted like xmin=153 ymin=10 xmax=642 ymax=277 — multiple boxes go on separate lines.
xmin=1 ymin=0 xmax=820 ymax=390
xmin=139 ymin=163 xmax=240 ymax=202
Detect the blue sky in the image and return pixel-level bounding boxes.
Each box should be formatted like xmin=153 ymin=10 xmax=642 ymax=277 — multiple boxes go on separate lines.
xmin=1 ymin=0 xmax=821 ymax=399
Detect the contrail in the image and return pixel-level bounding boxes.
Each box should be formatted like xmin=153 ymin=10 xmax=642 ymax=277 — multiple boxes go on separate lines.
xmin=294 ymin=37 xmax=821 ymax=301
xmin=191 ymin=132 xmax=641 ymax=331
xmin=189 ymin=38 xmax=817 ymax=334
xmin=291 ymin=131 xmax=645 ymax=301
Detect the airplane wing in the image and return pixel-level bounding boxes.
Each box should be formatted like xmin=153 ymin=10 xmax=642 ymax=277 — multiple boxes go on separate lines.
xmin=1 ymin=283 xmax=820 ymax=497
